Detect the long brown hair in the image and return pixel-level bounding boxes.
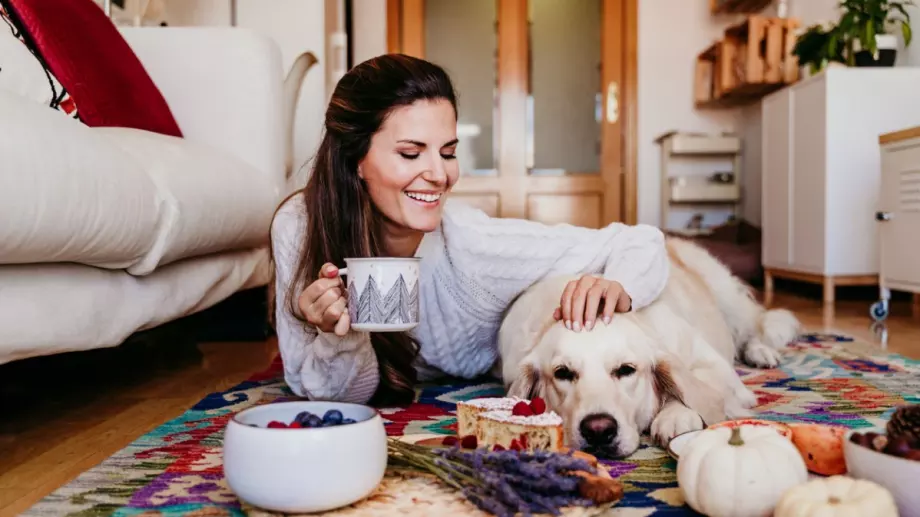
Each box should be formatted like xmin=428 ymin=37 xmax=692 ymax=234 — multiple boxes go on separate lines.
xmin=276 ymin=54 xmax=457 ymax=406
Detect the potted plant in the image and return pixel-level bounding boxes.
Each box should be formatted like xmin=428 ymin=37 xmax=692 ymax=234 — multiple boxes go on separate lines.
xmin=836 ymin=0 xmax=913 ymax=66
xmin=792 ymin=22 xmax=846 ymax=74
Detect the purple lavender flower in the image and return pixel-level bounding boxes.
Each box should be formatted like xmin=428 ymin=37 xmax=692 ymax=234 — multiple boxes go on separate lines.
xmin=463 ymin=487 xmax=513 ymax=517
xmin=428 ymin=444 xmax=599 ymax=516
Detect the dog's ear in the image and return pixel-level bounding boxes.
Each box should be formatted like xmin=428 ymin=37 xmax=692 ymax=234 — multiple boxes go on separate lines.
xmin=506 ymin=361 xmax=543 ymax=400
xmin=653 ymin=355 xmax=726 ymax=426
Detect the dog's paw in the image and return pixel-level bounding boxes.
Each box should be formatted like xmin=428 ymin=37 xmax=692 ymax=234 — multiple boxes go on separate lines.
xmin=742 ymin=339 xmax=782 ymax=368
xmin=734 ymin=385 xmax=758 ymax=409
xmin=759 ymin=309 xmax=800 ymax=349
xmin=651 ymin=403 xmax=704 ymax=447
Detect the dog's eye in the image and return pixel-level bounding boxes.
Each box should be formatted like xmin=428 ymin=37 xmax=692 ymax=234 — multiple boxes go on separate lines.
xmin=553 ymin=366 xmax=577 ymax=382
xmin=613 ymin=364 xmax=637 ymax=378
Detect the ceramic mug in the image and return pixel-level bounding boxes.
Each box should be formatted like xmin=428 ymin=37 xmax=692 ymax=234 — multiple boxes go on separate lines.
xmin=338 ymin=257 xmax=420 ymax=332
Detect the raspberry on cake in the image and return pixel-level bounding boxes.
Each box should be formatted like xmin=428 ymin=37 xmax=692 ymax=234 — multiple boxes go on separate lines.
xmin=456 ymin=396 xmax=565 ymax=452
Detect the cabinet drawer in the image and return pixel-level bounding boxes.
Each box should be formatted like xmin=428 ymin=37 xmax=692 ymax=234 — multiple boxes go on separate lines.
xmin=669 ymin=177 xmax=740 ymax=203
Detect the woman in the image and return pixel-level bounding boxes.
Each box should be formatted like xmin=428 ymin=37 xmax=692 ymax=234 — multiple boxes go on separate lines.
xmin=271 ymin=54 xmax=669 ymax=406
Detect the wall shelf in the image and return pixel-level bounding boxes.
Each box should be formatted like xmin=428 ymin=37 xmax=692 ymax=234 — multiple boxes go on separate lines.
xmin=710 ymin=0 xmax=773 ymax=14
xmin=695 ymin=15 xmax=801 ymax=108
xmin=656 ymin=132 xmax=743 ymax=233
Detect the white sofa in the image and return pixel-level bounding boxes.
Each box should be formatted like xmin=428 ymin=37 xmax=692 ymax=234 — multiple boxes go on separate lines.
xmin=0 ymin=27 xmax=316 ymax=365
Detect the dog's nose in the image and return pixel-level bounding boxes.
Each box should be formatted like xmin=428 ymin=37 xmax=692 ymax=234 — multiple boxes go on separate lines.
xmin=579 ymin=414 xmax=618 ymax=446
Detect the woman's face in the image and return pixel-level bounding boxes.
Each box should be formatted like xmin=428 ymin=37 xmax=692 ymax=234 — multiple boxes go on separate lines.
xmin=359 ymin=98 xmax=460 ymax=234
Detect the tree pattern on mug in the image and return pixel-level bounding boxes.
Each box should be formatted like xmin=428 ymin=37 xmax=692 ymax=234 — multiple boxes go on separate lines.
xmin=347 ymin=274 xmax=419 ymax=325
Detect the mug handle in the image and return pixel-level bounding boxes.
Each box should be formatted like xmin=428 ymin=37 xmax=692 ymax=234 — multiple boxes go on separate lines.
xmin=337 ymin=267 xmax=348 ymax=277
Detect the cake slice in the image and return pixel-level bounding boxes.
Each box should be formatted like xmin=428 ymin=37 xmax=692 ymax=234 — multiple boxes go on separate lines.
xmin=455 ymin=396 xmax=528 ymax=438
xmin=477 ymin=408 xmax=566 ymax=452
xmin=456 ymin=396 xmax=566 ymax=452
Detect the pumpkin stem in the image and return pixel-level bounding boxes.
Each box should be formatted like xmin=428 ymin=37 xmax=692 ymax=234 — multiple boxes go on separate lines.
xmin=829 ymin=496 xmax=841 ymax=504
xmin=728 ymin=427 xmax=744 ymax=446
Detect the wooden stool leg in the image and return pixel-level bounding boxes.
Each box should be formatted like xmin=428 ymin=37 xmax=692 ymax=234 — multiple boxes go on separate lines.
xmin=822 ymin=276 xmax=835 ymax=306
xmin=913 ymin=293 xmax=920 ymax=319
xmin=764 ymin=270 xmax=774 ymax=306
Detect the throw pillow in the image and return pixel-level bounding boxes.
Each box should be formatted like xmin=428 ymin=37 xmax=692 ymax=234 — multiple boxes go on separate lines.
xmin=0 ymin=0 xmax=182 ymax=137
xmin=0 ymin=4 xmax=78 ymax=118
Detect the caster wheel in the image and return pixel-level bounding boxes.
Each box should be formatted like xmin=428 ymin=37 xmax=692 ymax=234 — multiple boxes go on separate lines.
xmin=870 ymin=301 xmax=889 ymax=322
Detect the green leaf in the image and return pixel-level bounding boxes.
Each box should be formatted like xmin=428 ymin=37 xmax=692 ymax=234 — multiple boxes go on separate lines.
xmin=866 ymin=20 xmax=877 ymax=53
xmin=904 ymin=21 xmax=913 ymax=46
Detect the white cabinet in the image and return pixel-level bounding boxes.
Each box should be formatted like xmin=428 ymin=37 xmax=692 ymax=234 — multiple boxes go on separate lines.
xmin=876 ymin=128 xmax=920 ymax=319
xmin=761 ymin=67 xmax=920 ymax=305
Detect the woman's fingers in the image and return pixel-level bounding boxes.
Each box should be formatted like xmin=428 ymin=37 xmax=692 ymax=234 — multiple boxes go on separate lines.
xmin=584 ymin=283 xmax=607 ymax=330
xmin=319 ymin=262 xmax=340 ymax=279
xmin=615 ymin=289 xmax=632 ymax=313
xmin=601 ymin=283 xmax=620 ymax=324
xmin=569 ymin=276 xmax=597 ymax=331
xmin=323 ymin=296 xmax=347 ymax=326
xmin=303 ymin=277 xmax=341 ymax=305
xmin=333 ymin=308 xmax=351 ymax=336
xmin=554 ymin=277 xmax=630 ymax=332
xmin=559 ymin=280 xmax=578 ymax=328
xmin=306 ymin=287 xmax=343 ymax=330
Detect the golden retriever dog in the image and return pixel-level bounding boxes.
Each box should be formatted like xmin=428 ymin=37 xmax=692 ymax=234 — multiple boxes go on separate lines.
xmin=496 ymin=237 xmax=799 ymax=459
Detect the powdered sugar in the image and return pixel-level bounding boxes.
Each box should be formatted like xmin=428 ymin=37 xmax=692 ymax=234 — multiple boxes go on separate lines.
xmin=481 ymin=409 xmax=563 ymax=427
xmin=460 ymin=397 xmax=528 ymax=411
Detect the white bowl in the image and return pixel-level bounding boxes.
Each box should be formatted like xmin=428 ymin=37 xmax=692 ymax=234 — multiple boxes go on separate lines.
xmin=843 ymin=429 xmax=920 ymax=516
xmin=223 ymin=401 xmax=387 ymax=513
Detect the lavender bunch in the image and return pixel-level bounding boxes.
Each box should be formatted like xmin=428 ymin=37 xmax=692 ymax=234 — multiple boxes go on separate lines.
xmin=387 ymin=439 xmax=615 ymax=517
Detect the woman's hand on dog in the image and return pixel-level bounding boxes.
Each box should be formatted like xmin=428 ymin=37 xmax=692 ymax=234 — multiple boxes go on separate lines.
xmin=553 ymin=275 xmax=632 ymax=331
xmin=299 ymin=262 xmax=351 ymax=336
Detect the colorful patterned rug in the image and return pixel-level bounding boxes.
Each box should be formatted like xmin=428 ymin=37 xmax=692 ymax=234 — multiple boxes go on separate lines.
xmin=23 ymin=333 xmax=920 ymax=517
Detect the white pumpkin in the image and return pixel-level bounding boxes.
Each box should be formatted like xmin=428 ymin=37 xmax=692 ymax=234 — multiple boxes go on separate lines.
xmin=774 ymin=475 xmax=898 ymax=517
xmin=677 ymin=424 xmax=808 ymax=517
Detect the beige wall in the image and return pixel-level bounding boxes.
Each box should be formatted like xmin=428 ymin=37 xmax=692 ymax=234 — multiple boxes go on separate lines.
xmin=235 ymin=0 xmax=326 ymax=189
xmin=159 ymin=0 xmax=327 ymax=190
xmin=637 ymin=0 xmax=746 ymax=227
xmin=161 ymin=0 xmax=232 ymax=25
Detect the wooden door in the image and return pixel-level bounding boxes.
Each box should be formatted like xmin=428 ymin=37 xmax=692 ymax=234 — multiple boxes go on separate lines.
xmin=387 ymin=0 xmax=638 ymax=226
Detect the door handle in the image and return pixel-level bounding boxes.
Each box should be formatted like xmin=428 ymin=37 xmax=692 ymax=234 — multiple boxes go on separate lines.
xmin=606 ymin=81 xmax=619 ymax=124
xmin=876 ymin=211 xmax=893 ymax=221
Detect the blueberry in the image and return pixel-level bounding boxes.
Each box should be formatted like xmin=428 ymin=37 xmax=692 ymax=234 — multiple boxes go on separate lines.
xmin=323 ymin=409 xmax=344 ymax=425
xmin=294 ymin=411 xmax=315 ymax=425
xmin=305 ymin=415 xmax=323 ymax=428
xmin=342 ymin=418 xmax=357 ymax=425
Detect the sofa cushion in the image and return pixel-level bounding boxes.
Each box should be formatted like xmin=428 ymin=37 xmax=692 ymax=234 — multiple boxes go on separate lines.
xmin=96 ymin=128 xmax=282 ymax=275
xmin=1 ymin=0 xmax=182 ymax=137
xmin=0 ymin=90 xmax=161 ymax=269
xmin=0 ymin=4 xmax=78 ymax=118
xmin=0 ymin=90 xmax=281 ymax=274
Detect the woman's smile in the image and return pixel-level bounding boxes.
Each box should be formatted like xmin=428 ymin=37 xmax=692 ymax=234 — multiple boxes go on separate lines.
xmin=404 ymin=190 xmax=443 ymax=206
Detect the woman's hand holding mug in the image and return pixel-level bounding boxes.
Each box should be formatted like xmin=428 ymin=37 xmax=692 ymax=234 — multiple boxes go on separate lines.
xmin=300 ymin=257 xmax=420 ymax=334
xmin=299 ymin=263 xmax=351 ymax=336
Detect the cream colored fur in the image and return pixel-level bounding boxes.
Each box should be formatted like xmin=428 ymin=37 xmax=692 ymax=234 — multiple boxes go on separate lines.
xmin=497 ymin=237 xmax=799 ymax=458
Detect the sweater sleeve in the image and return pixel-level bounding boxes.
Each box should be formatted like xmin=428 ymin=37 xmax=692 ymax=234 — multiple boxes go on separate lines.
xmin=271 ymin=195 xmax=379 ymax=403
xmin=440 ymin=200 xmax=669 ymax=311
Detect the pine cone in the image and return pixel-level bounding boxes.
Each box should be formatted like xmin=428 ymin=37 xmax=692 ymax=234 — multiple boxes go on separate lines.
xmin=887 ymin=404 xmax=920 ymax=446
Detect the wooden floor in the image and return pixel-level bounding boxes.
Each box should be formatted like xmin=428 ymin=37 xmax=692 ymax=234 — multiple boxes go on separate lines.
xmin=1 ymin=291 xmax=918 ymax=517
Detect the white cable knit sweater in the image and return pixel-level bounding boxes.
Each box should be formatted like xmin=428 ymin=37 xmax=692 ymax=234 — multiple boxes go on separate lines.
xmin=271 ymin=193 xmax=670 ymax=403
